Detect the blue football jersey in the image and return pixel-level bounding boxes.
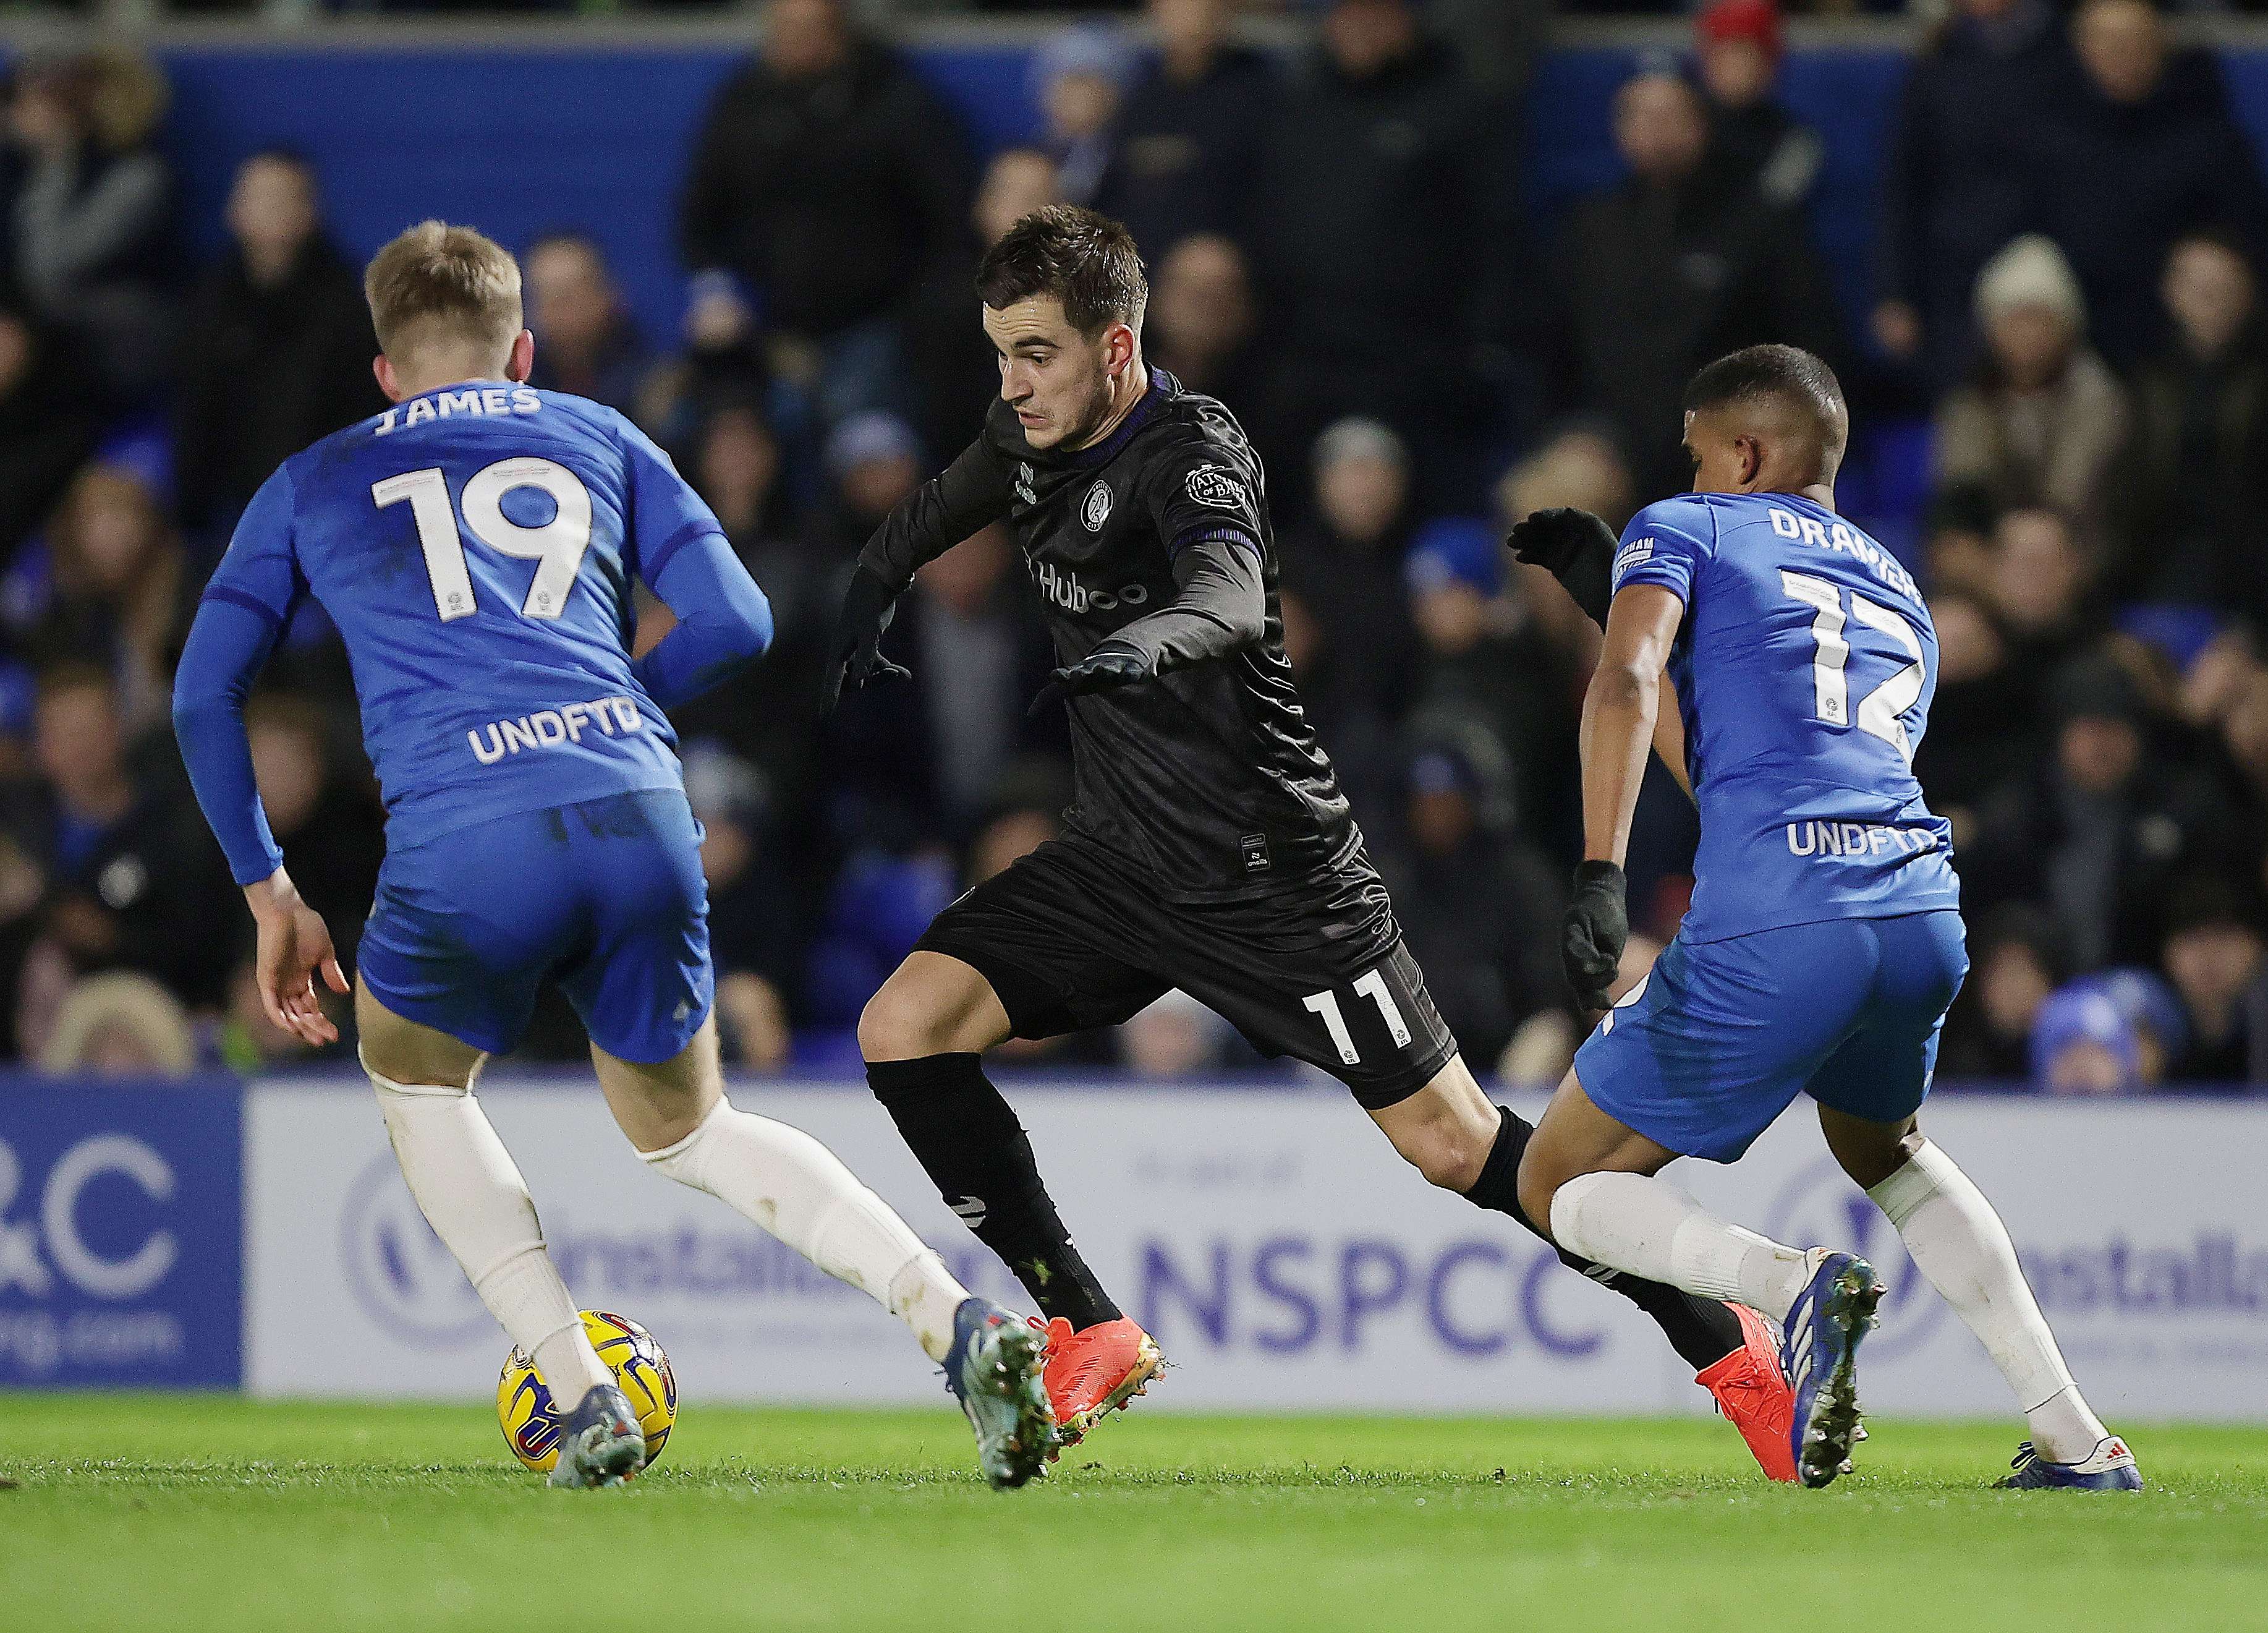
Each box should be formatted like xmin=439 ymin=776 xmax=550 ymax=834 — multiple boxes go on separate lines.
xmin=1611 ymin=492 xmax=1961 ymax=942
xmin=203 ymin=382 xmax=722 ymax=850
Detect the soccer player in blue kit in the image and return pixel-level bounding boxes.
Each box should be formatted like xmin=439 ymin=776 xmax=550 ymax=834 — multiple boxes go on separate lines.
xmin=1509 ymin=347 xmax=2138 ymax=1491
xmin=171 ymin=223 xmax=1053 ymax=1489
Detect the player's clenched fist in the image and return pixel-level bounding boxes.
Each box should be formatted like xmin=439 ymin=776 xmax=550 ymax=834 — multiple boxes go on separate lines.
xmin=1506 ymin=507 xmax=1617 ymax=628
xmin=823 ymin=565 xmax=912 ymax=710
xmin=1561 ymin=860 xmax=1629 ymax=1011
xmin=1027 ymin=641 xmax=1150 ymax=717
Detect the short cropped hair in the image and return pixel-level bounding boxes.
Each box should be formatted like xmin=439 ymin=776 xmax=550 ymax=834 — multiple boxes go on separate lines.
xmin=1683 ymin=344 xmax=1848 ymax=446
xmin=976 ymin=205 xmax=1147 ymax=338
xmin=363 ymin=220 xmax=523 ymax=363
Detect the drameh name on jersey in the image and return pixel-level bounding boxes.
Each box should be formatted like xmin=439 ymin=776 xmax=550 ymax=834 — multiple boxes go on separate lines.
xmin=1610 ymin=490 xmax=1959 ymax=943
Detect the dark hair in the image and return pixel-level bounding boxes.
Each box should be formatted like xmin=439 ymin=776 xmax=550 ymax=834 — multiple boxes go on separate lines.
xmin=975 ymin=205 xmax=1147 ymax=338
xmin=1683 ymin=344 xmax=1846 ymax=429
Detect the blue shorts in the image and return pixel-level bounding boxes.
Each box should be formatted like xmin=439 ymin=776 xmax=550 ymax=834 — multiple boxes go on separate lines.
xmin=1572 ymin=910 xmax=1968 ymax=1163
xmin=358 ymin=790 xmax=713 ymax=1064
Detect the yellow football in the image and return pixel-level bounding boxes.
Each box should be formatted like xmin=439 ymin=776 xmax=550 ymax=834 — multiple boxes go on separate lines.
xmin=496 ymin=1310 xmax=677 ymax=1475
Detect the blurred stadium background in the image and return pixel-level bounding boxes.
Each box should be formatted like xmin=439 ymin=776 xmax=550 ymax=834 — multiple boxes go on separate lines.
xmin=0 ymin=0 xmax=2262 ymax=1422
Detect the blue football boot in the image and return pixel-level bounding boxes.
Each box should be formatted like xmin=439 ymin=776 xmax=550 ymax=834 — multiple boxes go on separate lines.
xmin=1778 ymin=1250 xmax=1884 ymax=1489
xmin=546 ymin=1381 xmax=647 ymax=1489
xmin=1997 ymin=1436 xmax=2143 ymax=1491
xmin=943 ymin=1298 xmax=1056 ymax=1490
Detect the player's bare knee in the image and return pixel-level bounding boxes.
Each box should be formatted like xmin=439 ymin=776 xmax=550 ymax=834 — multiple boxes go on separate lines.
xmin=857 ymin=979 xmax=951 ymax=1063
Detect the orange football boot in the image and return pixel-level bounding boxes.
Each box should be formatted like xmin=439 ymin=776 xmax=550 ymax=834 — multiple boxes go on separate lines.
xmin=1031 ymin=1316 xmax=1163 ymax=1446
xmin=1696 ymin=1303 xmax=1798 ymax=1483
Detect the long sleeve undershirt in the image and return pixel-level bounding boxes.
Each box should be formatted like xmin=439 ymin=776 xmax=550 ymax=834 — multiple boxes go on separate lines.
xmin=1095 ymin=532 xmax=1266 ymax=674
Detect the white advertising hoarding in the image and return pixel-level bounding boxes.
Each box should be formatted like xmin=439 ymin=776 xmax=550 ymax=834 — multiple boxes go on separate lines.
xmin=245 ymin=1080 xmax=2268 ymax=1420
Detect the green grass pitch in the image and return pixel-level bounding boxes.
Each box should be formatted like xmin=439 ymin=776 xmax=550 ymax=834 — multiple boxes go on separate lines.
xmin=2 ymin=1397 xmax=2262 ymax=1632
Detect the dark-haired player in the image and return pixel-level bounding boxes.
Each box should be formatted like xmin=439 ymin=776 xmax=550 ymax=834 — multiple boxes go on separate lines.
xmin=827 ymin=205 xmax=1802 ymax=1473
xmin=1509 ymin=344 xmax=2138 ymax=1491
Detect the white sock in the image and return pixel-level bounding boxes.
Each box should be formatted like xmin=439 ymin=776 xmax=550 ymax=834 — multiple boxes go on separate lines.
xmin=368 ymin=1063 xmax=609 ymax=1397
xmin=1550 ymin=1170 xmax=1817 ymax=1323
xmin=1869 ymin=1140 xmax=2107 ymax=1462
xmin=641 ymin=1099 xmax=969 ymax=1363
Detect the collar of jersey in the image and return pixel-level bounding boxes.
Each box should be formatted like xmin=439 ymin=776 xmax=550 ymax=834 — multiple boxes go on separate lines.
xmin=401 ymin=377 xmax=518 ymax=405
xmin=1061 ymin=368 xmax=1178 ymax=469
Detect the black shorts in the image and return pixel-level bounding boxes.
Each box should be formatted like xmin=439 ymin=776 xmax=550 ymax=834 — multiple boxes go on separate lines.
xmin=915 ymin=831 xmax=1459 ymax=1108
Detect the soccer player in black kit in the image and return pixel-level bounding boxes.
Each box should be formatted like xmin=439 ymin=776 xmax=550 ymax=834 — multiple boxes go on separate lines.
xmin=827 ymin=206 xmax=1800 ymax=1478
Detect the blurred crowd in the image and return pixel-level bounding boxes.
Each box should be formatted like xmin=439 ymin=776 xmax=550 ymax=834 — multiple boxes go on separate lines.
xmin=2 ymin=0 xmax=2266 ymax=1094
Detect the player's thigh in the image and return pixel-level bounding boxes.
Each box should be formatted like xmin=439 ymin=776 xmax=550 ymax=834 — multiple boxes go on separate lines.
xmin=357 ymin=816 xmax=574 ymax=1063
xmin=593 ymin=1012 xmax=724 ymax=1154
xmin=354 ymin=978 xmax=488 ymax=1088
xmin=554 ymin=791 xmax=717 ymax=1068
xmin=1803 ymin=910 xmax=1968 ymax=1158
xmin=1168 ymin=885 xmax=1458 ymax=1109
xmin=1515 ymin=1068 xmax=1683 ymax=1234
xmin=887 ymin=835 xmax=1166 ymax=1054
xmin=1570 ymin=923 xmax=1878 ymax=1165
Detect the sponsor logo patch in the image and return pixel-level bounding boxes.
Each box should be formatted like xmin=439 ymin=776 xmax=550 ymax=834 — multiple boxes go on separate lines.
xmin=1184 ymin=464 xmax=1245 ymax=511
xmin=1612 ymin=537 xmax=1655 ymax=586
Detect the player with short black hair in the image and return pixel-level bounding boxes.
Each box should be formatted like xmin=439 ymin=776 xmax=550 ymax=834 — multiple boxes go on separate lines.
xmin=173 ymin=220 xmax=1055 ymax=1492
xmin=1510 ymin=344 xmax=2139 ymax=1491
xmin=828 ymin=206 xmax=1801 ymax=1473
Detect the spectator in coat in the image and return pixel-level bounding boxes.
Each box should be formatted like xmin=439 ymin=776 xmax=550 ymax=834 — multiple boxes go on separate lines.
xmin=907 ymin=147 xmax=1061 ymax=466
xmin=1250 ymin=0 xmax=1514 ymax=505
xmin=1556 ymin=70 xmax=1845 ymax=501
xmin=2158 ymin=879 xmax=2268 ymax=1084
xmin=1375 ymin=741 xmax=1564 ymax=1067
xmin=1935 ymin=235 xmax=2128 ymax=545
xmin=524 ymin=233 xmax=655 ymax=422
xmin=1963 ymin=654 xmax=2243 ymax=972
xmin=1872 ymin=0 xmax=2066 ymax=388
xmin=1939 ymin=905 xmax=2066 ymax=1078
xmin=4 ymin=50 xmax=177 ymax=405
xmin=1281 ymin=419 xmax=1418 ymax=738
xmin=1032 ymin=27 xmax=1133 ymax=208
xmin=1144 ymin=234 xmax=1262 ymax=409
xmin=243 ymin=693 xmax=383 ymax=977
xmin=677 ymin=0 xmax=974 ymax=426
xmin=1092 ymin=0 xmax=1276 ymax=260
xmin=0 ymin=296 xmax=100 ymax=569
xmin=1693 ymin=0 xmax=1823 ymax=212
xmin=174 ymin=151 xmax=384 ymax=538
xmin=2107 ymin=232 xmax=2268 ymax=626
xmin=10 ymin=665 xmax=237 ymax=1011
xmin=17 ymin=463 xmax=191 ymax=739
xmin=2040 ymin=0 xmax=2268 ymax=370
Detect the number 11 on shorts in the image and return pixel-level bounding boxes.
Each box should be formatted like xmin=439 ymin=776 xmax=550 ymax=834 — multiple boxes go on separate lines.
xmin=1304 ymin=968 xmax=1413 ymax=1065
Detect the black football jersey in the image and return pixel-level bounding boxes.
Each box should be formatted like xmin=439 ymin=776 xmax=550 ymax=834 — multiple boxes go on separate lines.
xmin=860 ymin=370 xmax=1363 ymax=900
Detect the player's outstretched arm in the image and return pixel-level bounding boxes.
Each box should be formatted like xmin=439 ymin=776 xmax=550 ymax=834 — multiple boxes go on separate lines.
xmin=632 ymin=531 xmax=773 ymax=709
xmin=1029 ymin=534 xmax=1264 ymax=715
xmin=828 ymin=437 xmax=1014 ymax=709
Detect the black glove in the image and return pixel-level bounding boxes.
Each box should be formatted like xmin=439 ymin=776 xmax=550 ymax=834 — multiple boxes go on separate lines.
xmin=1561 ymin=860 xmax=1629 ymax=1011
xmin=1028 ymin=642 xmax=1150 ymax=717
xmin=823 ymin=565 xmax=911 ymax=711
xmin=1507 ymin=508 xmax=1618 ymax=630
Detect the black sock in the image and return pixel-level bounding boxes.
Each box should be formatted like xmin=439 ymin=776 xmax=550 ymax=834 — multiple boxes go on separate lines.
xmin=868 ymin=1052 xmax=1122 ymax=1330
xmin=1464 ymin=1105 xmax=1746 ymax=1373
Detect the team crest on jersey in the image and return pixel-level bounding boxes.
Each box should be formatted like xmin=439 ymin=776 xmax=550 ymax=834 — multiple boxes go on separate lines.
xmin=1184 ymin=464 xmax=1244 ymax=511
xmin=1081 ymin=481 xmax=1113 ymax=532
